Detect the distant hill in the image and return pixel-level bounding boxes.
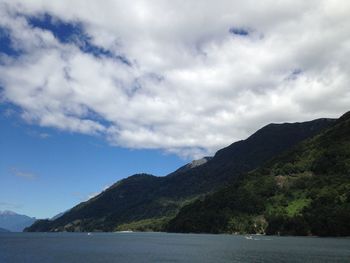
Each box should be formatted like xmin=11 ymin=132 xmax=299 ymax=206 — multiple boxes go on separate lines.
xmin=0 ymin=211 xmax=36 ymax=232
xmin=0 ymin=227 xmax=10 ymax=232
xmin=26 ymin=117 xmax=334 ymax=232
xmin=167 ymin=112 xmax=350 ymax=236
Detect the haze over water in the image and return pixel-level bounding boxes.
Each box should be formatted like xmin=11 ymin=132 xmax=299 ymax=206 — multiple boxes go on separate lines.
xmin=1 ymin=232 xmax=349 ymax=263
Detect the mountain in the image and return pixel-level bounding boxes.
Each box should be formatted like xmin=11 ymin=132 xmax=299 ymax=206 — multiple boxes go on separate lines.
xmin=0 ymin=227 xmax=10 ymax=232
xmin=167 ymin=112 xmax=350 ymax=236
xmin=0 ymin=210 xmax=36 ymax=232
xmin=50 ymin=210 xmax=69 ymax=221
xmin=169 ymin=157 xmax=212 ymax=175
xmin=26 ymin=118 xmax=335 ymax=232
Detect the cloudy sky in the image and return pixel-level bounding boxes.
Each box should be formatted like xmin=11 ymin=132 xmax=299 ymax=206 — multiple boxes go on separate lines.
xmin=1 ymin=0 xmax=350 ymax=217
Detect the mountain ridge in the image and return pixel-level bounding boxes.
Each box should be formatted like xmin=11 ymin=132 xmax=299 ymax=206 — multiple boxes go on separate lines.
xmin=26 ymin=117 xmax=336 ymax=232
xmin=167 ymin=112 xmax=350 ymax=236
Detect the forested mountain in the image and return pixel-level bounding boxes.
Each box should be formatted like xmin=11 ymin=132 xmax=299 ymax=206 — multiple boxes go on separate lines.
xmin=26 ymin=118 xmax=335 ymax=232
xmin=167 ymin=112 xmax=350 ymax=236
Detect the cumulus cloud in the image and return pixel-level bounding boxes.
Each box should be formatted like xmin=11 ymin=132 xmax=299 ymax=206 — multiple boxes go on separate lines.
xmin=0 ymin=0 xmax=350 ymax=159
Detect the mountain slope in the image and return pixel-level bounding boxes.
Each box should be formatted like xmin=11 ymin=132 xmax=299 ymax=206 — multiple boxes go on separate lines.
xmin=0 ymin=211 xmax=36 ymax=232
xmin=167 ymin=112 xmax=350 ymax=236
xmin=26 ymin=118 xmax=335 ymax=232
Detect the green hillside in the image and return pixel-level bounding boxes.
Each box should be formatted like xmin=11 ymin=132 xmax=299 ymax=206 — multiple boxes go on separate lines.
xmin=26 ymin=118 xmax=333 ymax=232
xmin=167 ymin=112 xmax=350 ymax=236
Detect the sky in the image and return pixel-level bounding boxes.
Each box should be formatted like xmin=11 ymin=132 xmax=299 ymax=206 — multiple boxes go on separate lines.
xmin=1 ymin=0 xmax=350 ymax=218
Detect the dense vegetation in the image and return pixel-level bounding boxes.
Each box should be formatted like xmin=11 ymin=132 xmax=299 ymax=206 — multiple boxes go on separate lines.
xmin=26 ymin=118 xmax=334 ymax=232
xmin=167 ymin=112 xmax=350 ymax=236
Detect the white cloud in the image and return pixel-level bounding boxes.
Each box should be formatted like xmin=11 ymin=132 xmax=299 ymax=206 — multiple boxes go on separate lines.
xmin=10 ymin=167 xmax=37 ymax=180
xmin=1 ymin=0 xmax=350 ymax=159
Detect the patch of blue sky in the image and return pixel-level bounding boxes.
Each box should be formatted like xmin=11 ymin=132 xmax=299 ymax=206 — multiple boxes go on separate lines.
xmin=0 ymin=27 xmax=22 ymax=57
xmin=27 ymin=13 xmax=131 ymax=65
xmin=0 ymin=101 xmax=185 ymax=218
xmin=229 ymin=27 xmax=249 ymax=36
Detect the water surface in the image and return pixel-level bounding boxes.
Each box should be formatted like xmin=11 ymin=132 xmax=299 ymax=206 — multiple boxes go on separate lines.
xmin=0 ymin=232 xmax=349 ymax=262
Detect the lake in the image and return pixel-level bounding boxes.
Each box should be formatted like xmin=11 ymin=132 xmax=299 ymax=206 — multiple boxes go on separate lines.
xmin=0 ymin=232 xmax=349 ymax=262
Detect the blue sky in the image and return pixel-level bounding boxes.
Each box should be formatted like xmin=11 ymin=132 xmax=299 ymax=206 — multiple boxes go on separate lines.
xmin=1 ymin=1 xmax=349 ymax=218
xmin=0 ymin=103 xmax=184 ymax=218
xmin=0 ymin=12 xmax=186 ymax=218
xmin=0 ymin=11 xmax=183 ymax=219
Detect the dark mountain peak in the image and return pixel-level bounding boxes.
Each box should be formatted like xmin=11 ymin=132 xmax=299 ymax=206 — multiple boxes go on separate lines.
xmin=249 ymin=117 xmax=335 ymax=139
xmin=167 ymin=112 xmax=350 ymax=236
xmin=213 ymin=117 xmax=336 ymax=165
xmin=188 ymin=157 xmax=212 ymax=169
xmin=25 ymin=114 xmax=336 ymax=233
xmin=337 ymin=110 xmax=350 ymax=123
xmin=108 ymin=173 xmax=158 ymax=190
xmin=170 ymin=157 xmax=213 ymax=176
xmin=123 ymin=173 xmax=157 ymax=181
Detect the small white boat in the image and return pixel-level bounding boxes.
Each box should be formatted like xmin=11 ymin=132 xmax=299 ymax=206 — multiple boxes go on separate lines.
xmin=245 ymin=235 xmax=253 ymax=240
xmin=87 ymin=232 xmax=92 ymax=236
